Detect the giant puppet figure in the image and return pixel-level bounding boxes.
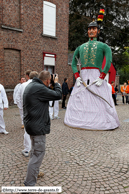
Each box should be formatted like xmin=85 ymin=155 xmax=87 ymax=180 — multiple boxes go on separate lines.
xmin=64 ymin=9 xmax=120 ymax=130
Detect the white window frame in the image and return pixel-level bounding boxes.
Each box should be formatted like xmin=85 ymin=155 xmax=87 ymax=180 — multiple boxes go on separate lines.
xmin=43 ymin=1 xmax=56 ymax=37
xmin=43 ymin=52 xmax=56 ymax=66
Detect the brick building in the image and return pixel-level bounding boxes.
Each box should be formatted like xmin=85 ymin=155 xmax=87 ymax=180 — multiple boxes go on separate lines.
xmin=0 ymin=0 xmax=70 ymax=105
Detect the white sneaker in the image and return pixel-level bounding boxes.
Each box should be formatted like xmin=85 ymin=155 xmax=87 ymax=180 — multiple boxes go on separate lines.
xmin=50 ymin=117 xmax=54 ymax=120
xmin=3 ymin=131 xmax=9 ymax=135
xmin=22 ymin=150 xmax=29 ymax=157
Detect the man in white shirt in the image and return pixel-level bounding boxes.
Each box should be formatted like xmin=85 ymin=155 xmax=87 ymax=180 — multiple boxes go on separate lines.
xmin=16 ymin=70 xmax=38 ymax=157
xmin=49 ymin=100 xmax=60 ymax=120
xmin=13 ymin=77 xmax=26 ymax=129
xmin=0 ymin=84 xmax=9 ymax=135
xmin=13 ymin=78 xmax=26 ymax=104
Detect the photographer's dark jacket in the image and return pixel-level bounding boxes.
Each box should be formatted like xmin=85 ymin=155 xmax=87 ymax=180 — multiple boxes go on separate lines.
xmin=23 ymin=77 xmax=62 ymax=136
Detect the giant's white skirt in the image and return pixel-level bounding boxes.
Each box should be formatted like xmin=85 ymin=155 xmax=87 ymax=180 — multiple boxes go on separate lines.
xmin=64 ymin=69 xmax=120 ymax=130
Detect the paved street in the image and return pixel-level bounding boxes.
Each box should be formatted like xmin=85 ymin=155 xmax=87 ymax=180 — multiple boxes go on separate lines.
xmin=1 ymin=94 xmax=129 ymax=194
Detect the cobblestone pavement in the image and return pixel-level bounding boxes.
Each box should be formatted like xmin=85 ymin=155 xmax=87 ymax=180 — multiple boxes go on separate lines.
xmin=1 ymin=94 xmax=129 ymax=194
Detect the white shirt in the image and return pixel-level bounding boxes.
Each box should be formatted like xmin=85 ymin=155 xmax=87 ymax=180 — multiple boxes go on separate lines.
xmin=16 ymin=80 xmax=32 ymax=109
xmin=13 ymin=83 xmax=21 ymax=104
xmin=0 ymin=84 xmax=8 ymax=109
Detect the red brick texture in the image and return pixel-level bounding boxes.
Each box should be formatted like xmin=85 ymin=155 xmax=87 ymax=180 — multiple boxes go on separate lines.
xmin=3 ymin=0 xmax=20 ymax=29
xmin=0 ymin=0 xmax=72 ymax=104
xmin=4 ymin=49 xmax=21 ymax=89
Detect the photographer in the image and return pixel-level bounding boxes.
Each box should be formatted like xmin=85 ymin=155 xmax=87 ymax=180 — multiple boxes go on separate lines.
xmin=23 ymin=70 xmax=62 ymax=186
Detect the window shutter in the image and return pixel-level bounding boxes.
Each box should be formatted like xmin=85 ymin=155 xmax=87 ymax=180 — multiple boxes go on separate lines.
xmin=43 ymin=53 xmax=56 ymax=66
xmin=43 ymin=1 xmax=56 ymax=37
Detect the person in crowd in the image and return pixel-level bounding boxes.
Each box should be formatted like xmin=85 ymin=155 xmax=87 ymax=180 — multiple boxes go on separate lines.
xmin=121 ymin=82 xmax=128 ymax=104
xmin=16 ymin=70 xmax=31 ymax=129
xmin=23 ymin=70 xmax=62 ymax=186
xmin=49 ymin=100 xmax=60 ymax=120
xmin=126 ymin=80 xmax=129 ymax=104
xmin=13 ymin=77 xmax=26 ymax=128
xmin=111 ymin=81 xmax=118 ymax=106
xmin=64 ymin=9 xmax=120 ymax=130
xmin=49 ymin=74 xmax=60 ymax=119
xmin=13 ymin=78 xmax=26 ymax=104
xmin=16 ymin=70 xmax=39 ymax=157
xmin=115 ymin=85 xmax=119 ymax=99
xmin=0 ymin=84 xmax=9 ymax=134
xmin=62 ymin=78 xmax=69 ymax=109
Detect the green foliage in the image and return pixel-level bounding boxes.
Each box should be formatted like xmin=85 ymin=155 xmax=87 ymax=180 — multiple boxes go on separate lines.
xmin=116 ymin=47 xmax=129 ymax=84
xmin=118 ymin=69 xmax=129 ymax=84
xmin=122 ymin=47 xmax=129 ymax=66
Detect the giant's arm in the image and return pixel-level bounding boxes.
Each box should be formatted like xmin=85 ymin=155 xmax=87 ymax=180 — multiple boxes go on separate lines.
xmin=71 ymin=46 xmax=80 ymax=79
xmin=100 ymin=44 xmax=112 ymax=79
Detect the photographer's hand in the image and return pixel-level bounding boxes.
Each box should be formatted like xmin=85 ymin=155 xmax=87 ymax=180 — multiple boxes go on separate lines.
xmin=54 ymin=74 xmax=58 ymax=83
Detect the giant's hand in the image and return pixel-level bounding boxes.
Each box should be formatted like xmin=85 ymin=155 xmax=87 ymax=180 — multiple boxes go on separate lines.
xmin=76 ymin=77 xmax=82 ymax=87
xmin=95 ymin=77 xmax=104 ymax=87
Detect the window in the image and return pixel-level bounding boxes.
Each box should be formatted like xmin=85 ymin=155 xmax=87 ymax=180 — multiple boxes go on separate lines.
xmin=43 ymin=1 xmax=56 ymax=37
xmin=43 ymin=52 xmax=56 ymax=73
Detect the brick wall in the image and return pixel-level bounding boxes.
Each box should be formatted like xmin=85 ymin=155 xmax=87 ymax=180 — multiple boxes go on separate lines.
xmin=3 ymin=0 xmax=20 ymax=28
xmin=0 ymin=0 xmax=69 ymax=105
xmin=4 ymin=49 xmax=21 ymax=88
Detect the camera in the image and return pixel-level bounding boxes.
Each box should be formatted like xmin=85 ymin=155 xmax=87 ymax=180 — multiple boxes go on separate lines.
xmin=50 ymin=74 xmax=56 ymax=89
xmin=51 ymin=73 xmax=56 ymax=81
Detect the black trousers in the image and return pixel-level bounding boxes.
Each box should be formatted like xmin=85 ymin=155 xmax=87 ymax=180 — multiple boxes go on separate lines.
xmin=62 ymin=95 xmax=67 ymax=108
xmin=112 ymin=94 xmax=117 ymax=105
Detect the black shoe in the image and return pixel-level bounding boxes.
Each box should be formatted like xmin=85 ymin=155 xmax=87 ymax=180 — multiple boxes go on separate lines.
xmin=115 ymin=104 xmax=118 ymax=106
xmin=62 ymin=107 xmax=66 ymax=109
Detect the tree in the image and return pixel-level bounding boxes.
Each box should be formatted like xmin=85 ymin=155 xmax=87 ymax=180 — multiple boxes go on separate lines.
xmin=117 ymin=46 xmax=129 ymax=83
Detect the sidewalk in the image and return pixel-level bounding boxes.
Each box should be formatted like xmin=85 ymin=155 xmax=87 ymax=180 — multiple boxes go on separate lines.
xmin=0 ymin=100 xmax=129 ymax=194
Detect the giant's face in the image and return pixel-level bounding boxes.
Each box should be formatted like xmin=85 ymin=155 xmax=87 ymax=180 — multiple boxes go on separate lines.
xmin=88 ymin=27 xmax=98 ymax=38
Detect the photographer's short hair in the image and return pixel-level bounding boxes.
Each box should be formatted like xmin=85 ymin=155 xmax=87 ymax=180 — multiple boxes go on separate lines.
xmin=39 ymin=71 xmax=50 ymax=81
xmin=26 ymin=70 xmax=32 ymax=76
xmin=64 ymin=78 xmax=67 ymax=82
xmin=29 ymin=71 xmax=38 ymax=79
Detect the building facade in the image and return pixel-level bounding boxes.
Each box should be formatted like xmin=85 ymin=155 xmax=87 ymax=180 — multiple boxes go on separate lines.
xmin=0 ymin=0 xmax=69 ymax=104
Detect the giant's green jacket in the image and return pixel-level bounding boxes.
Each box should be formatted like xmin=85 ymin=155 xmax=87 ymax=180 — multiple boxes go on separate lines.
xmin=72 ymin=38 xmax=112 ymax=79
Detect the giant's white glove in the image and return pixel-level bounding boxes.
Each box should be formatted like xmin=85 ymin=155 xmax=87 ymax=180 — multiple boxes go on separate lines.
xmin=95 ymin=77 xmax=104 ymax=87
xmin=76 ymin=77 xmax=82 ymax=87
